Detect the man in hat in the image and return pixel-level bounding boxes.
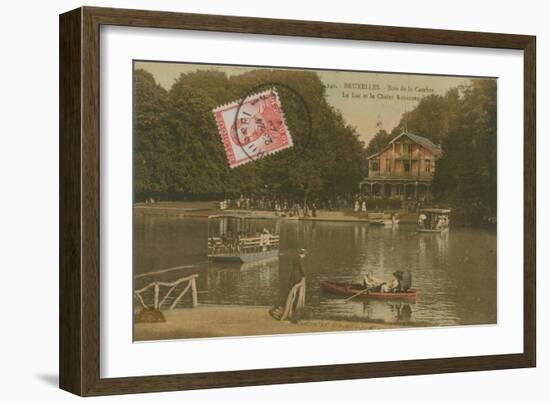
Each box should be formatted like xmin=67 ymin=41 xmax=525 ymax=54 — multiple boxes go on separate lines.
xmin=399 ymin=270 xmax=412 ymax=292
xmin=287 ymin=248 xmax=307 ymax=323
xmin=385 ymin=270 xmax=412 ymax=293
xmin=270 ymin=248 xmax=308 ymax=322
xmin=289 ymin=248 xmax=307 ymax=289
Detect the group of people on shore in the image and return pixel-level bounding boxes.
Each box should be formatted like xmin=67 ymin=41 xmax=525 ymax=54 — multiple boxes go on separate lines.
xmin=220 ymin=194 xmax=377 ymax=217
xmin=220 ymin=194 xmax=428 ymax=219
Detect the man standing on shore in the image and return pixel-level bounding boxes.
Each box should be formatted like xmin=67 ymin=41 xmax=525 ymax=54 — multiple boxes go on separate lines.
xmin=289 ymin=248 xmax=306 ymax=290
xmin=284 ymin=248 xmax=307 ymax=323
xmin=269 ymin=248 xmax=307 ymax=322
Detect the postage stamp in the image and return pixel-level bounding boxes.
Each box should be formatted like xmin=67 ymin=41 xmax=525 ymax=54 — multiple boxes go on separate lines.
xmin=213 ymin=88 xmax=293 ymax=168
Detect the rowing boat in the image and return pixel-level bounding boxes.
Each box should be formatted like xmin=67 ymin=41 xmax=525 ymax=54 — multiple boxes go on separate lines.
xmin=321 ymin=280 xmax=417 ymax=300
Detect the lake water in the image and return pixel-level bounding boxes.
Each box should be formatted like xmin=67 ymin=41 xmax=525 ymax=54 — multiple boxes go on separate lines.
xmin=134 ymin=216 xmax=497 ymax=327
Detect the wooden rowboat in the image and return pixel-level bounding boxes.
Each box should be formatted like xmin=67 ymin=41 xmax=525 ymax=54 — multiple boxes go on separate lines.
xmin=321 ymin=280 xmax=417 ymax=300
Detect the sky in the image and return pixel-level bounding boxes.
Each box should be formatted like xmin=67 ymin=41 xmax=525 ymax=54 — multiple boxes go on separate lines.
xmin=135 ymin=61 xmax=481 ymax=145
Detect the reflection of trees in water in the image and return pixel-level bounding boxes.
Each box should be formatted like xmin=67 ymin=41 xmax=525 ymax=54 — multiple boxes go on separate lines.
xmin=388 ymin=303 xmax=413 ymax=322
xmin=134 ymin=216 xmax=208 ymax=277
xmin=353 ymin=225 xmax=369 ymax=244
xmin=203 ymin=259 xmax=280 ymax=306
xmin=359 ymin=300 xmax=413 ymax=323
xmin=418 ymin=231 xmax=449 ymax=267
xmin=435 ymin=231 xmax=449 ymax=261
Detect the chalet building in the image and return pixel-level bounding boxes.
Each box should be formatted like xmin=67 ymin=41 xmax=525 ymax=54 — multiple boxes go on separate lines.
xmin=360 ymin=132 xmax=442 ymax=200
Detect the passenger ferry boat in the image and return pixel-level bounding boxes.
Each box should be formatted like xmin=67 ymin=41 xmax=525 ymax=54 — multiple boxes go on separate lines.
xmin=207 ymin=214 xmax=280 ymax=263
xmin=417 ymin=208 xmax=451 ymax=233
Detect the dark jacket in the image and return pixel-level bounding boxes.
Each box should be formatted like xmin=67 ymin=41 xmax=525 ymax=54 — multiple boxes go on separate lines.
xmin=400 ymin=270 xmax=412 ymax=292
xmin=289 ymin=255 xmax=305 ymax=288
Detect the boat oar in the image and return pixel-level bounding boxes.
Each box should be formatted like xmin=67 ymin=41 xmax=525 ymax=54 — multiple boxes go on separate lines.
xmin=344 ymin=285 xmax=374 ymax=303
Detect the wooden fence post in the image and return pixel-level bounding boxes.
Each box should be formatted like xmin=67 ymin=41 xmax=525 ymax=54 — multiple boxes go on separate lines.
xmin=191 ymin=276 xmax=198 ymax=307
xmin=154 ymin=282 xmax=160 ymax=310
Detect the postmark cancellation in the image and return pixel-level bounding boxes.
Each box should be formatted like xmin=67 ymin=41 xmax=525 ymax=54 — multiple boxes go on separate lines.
xmin=213 ymin=89 xmax=293 ymax=168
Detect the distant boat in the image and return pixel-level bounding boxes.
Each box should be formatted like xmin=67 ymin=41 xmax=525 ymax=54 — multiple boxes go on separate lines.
xmin=417 ymin=208 xmax=451 ymax=233
xmin=321 ymin=280 xmax=417 ymax=300
xmin=207 ymin=214 xmax=280 ymax=263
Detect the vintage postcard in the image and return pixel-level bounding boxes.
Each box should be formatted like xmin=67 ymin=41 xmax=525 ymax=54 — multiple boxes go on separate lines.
xmin=133 ymin=61 xmax=497 ymax=341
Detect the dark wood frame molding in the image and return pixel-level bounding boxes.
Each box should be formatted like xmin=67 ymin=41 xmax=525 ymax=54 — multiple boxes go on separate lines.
xmin=59 ymin=6 xmax=536 ymax=396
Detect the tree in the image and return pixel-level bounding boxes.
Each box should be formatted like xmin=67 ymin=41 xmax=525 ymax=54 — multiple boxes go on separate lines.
xmin=394 ymin=89 xmax=460 ymax=146
xmin=432 ymin=80 xmax=497 ymax=221
xmin=133 ymin=69 xmax=170 ymax=198
xmin=365 ymin=129 xmax=393 ymax=156
xmin=133 ymin=68 xmax=368 ymax=202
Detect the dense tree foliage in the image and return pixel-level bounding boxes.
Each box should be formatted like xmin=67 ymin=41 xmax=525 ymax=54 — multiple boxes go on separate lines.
xmin=365 ymin=129 xmax=393 ymax=156
xmin=393 ymin=89 xmax=461 ymax=146
xmin=432 ymin=80 xmax=497 ymax=221
xmin=365 ymin=80 xmax=497 ymax=221
xmin=134 ymin=70 xmax=170 ymax=195
xmin=134 ymin=69 xmax=366 ymax=203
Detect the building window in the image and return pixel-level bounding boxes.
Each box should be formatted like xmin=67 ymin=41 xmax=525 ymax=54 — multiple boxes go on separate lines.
xmin=425 ymin=159 xmax=431 ymax=173
xmin=385 ymin=159 xmax=391 ymax=172
xmin=403 ymin=161 xmax=411 ymax=172
xmin=403 ymin=143 xmax=410 ymax=154
xmin=370 ymin=159 xmax=380 ymax=171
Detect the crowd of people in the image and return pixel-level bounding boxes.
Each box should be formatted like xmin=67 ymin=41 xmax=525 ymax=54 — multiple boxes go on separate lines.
xmin=219 ymin=195 xmax=358 ymax=216
xmin=219 ymin=194 xmax=428 ymax=218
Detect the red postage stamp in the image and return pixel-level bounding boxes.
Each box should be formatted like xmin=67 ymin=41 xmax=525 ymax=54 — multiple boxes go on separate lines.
xmin=213 ymin=88 xmax=293 ymax=168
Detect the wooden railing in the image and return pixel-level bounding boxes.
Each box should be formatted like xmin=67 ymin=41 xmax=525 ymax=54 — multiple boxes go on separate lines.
xmin=134 ymin=274 xmax=198 ymax=310
xmin=208 ymin=235 xmax=280 ymax=255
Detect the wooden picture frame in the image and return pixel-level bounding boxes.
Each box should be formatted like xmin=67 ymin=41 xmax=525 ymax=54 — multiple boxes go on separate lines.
xmin=59 ymin=6 xmax=536 ymax=396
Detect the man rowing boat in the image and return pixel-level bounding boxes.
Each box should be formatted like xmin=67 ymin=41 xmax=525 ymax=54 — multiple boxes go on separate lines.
xmin=381 ymin=270 xmax=412 ymax=293
xmin=362 ymin=270 xmax=412 ymax=293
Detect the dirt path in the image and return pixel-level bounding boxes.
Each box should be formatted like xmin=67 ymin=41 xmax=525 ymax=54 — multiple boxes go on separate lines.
xmin=134 ymin=305 xmax=403 ymax=341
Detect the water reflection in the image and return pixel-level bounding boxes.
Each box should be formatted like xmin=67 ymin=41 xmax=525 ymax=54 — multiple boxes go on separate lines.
xmin=134 ymin=216 xmax=496 ymax=326
xmin=202 ymin=258 xmax=280 ymax=306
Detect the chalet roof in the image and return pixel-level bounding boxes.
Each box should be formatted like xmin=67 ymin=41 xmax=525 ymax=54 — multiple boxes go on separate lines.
xmin=391 ymin=132 xmax=441 ymax=154
xmin=367 ymin=132 xmax=442 ymax=160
